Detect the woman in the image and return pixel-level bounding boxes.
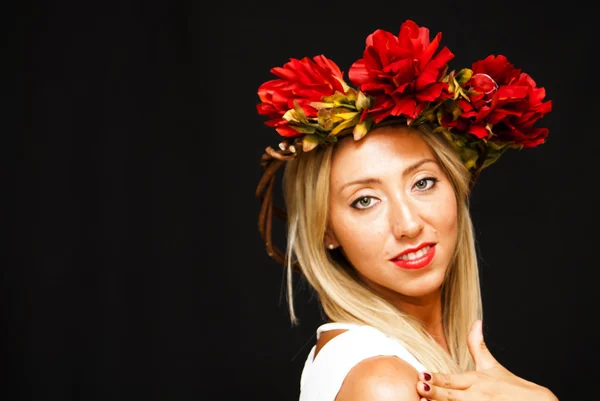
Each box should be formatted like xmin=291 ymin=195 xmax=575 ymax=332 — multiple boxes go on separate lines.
xmin=255 ymin=20 xmax=557 ymax=401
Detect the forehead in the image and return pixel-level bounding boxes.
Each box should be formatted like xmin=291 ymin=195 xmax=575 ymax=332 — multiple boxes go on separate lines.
xmin=330 ymin=126 xmax=435 ymax=182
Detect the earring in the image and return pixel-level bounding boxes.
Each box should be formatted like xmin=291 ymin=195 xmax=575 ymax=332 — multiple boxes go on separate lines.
xmin=328 ymin=244 xmax=335 ymax=250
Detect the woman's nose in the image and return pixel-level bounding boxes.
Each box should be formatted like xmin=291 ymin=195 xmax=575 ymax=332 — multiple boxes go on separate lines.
xmin=389 ymin=197 xmax=424 ymax=239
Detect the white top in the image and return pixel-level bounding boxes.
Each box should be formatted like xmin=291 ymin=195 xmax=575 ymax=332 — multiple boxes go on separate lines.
xmin=298 ymin=322 xmax=426 ymax=401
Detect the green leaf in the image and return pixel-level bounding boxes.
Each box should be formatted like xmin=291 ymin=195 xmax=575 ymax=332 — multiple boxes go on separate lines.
xmin=481 ymin=146 xmax=508 ymax=169
xmin=353 ymin=118 xmax=373 ymax=140
xmin=292 ymin=101 xmax=309 ymax=124
xmin=282 ymin=109 xmax=298 ymax=123
xmin=345 ymin=88 xmax=357 ymax=102
xmin=288 ymin=124 xmax=317 ymax=134
xmin=330 ymin=114 xmax=360 ymax=136
xmin=324 ymin=92 xmax=352 ymax=108
xmin=452 ymin=103 xmax=462 ymax=120
xmin=331 ymin=111 xmax=359 ymax=121
xmin=455 ymin=68 xmax=473 ymax=85
xmin=317 ymin=108 xmax=332 ymax=129
xmin=485 ymin=123 xmax=494 ymax=138
xmin=461 ymin=146 xmax=480 ymax=170
xmin=440 ymin=129 xmax=467 ymax=148
xmin=355 ymin=90 xmax=370 ymax=110
xmin=333 ymin=76 xmax=350 ymax=93
xmin=310 ymin=101 xmax=335 ymax=110
xmin=302 ymin=134 xmax=321 ymax=152
xmin=486 ymin=140 xmax=507 ymax=151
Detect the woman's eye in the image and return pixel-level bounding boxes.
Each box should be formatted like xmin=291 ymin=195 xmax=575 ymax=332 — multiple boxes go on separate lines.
xmin=414 ymin=177 xmax=438 ymax=191
xmin=351 ymin=196 xmax=379 ymax=210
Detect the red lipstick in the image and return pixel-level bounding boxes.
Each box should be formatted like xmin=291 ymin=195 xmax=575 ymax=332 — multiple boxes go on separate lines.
xmin=390 ymin=242 xmax=436 ymax=270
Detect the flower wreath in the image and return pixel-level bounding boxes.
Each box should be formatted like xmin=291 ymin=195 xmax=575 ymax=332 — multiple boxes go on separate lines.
xmin=255 ymin=20 xmax=552 ymax=265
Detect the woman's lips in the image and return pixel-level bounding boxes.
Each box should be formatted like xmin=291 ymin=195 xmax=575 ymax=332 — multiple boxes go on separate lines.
xmin=391 ymin=244 xmax=436 ymax=270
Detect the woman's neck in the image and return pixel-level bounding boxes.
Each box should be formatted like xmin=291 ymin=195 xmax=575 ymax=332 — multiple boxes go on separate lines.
xmin=358 ymin=275 xmax=450 ymax=354
xmin=392 ymin=290 xmax=450 ymax=354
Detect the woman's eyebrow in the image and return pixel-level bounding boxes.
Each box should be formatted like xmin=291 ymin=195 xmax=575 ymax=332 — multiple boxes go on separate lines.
xmin=339 ymin=158 xmax=438 ymax=192
xmin=402 ymin=158 xmax=438 ymax=177
xmin=339 ymin=177 xmax=382 ymax=192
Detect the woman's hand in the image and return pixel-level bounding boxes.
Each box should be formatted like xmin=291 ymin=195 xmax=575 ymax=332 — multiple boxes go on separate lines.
xmin=416 ymin=320 xmax=558 ymax=401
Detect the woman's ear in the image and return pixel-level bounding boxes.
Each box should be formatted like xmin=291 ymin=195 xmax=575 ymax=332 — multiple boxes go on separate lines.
xmin=324 ymin=226 xmax=339 ymax=250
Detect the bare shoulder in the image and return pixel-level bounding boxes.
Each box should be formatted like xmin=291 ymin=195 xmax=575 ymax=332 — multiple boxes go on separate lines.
xmin=335 ymin=355 xmax=421 ymax=401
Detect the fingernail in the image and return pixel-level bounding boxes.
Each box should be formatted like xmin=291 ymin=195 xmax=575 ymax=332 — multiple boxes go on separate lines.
xmin=423 ymin=372 xmax=431 ymax=381
xmin=423 ymin=383 xmax=430 ymax=391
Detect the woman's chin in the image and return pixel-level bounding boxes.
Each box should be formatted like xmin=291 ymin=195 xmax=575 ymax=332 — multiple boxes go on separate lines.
xmin=395 ymin=270 xmax=445 ymax=298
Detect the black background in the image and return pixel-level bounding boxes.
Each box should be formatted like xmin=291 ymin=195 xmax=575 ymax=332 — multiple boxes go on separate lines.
xmin=13 ymin=1 xmax=599 ymax=400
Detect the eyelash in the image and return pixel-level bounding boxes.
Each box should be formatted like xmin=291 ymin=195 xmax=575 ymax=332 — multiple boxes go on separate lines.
xmin=350 ymin=177 xmax=439 ymax=210
xmin=414 ymin=177 xmax=439 ymax=191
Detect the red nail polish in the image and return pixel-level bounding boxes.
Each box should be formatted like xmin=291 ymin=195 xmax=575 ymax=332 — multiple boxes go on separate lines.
xmin=423 ymin=372 xmax=431 ymax=381
xmin=423 ymin=383 xmax=430 ymax=391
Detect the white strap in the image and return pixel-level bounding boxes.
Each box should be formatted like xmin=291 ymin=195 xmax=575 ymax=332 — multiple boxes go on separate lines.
xmin=316 ymin=322 xmax=361 ymax=338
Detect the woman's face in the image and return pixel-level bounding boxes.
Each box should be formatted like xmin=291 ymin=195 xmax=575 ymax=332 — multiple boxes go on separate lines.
xmin=327 ymin=126 xmax=458 ymax=302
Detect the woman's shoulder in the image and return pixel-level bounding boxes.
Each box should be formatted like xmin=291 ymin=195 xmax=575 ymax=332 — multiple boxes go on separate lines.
xmin=336 ymin=355 xmax=421 ymax=401
xmin=298 ymin=323 xmax=424 ymax=401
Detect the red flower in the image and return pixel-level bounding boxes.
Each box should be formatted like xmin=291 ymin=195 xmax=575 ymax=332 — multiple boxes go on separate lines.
xmin=348 ymin=20 xmax=454 ymax=123
xmin=442 ymin=71 xmax=506 ymax=139
xmin=257 ymin=55 xmax=347 ymax=137
xmin=487 ymin=72 xmax=552 ymax=148
xmin=443 ymin=55 xmax=551 ymax=147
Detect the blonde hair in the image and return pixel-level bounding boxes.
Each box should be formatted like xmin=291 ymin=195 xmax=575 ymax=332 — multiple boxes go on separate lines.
xmin=281 ymin=124 xmax=482 ymax=373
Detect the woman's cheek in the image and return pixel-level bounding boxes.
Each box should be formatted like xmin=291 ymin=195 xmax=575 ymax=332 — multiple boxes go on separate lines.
xmin=338 ymin=215 xmax=379 ymax=247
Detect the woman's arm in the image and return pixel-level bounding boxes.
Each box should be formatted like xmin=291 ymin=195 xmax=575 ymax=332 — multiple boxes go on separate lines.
xmin=336 ymin=355 xmax=422 ymax=401
xmin=416 ymin=320 xmax=558 ymax=401
xmin=417 ymin=370 xmax=558 ymax=401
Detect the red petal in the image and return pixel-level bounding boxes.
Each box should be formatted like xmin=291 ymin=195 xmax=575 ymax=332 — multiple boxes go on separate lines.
xmin=468 ymin=124 xmax=489 ymax=139
xmin=415 ymin=82 xmax=445 ymax=101
xmin=392 ymin=81 xmax=412 ymax=94
xmin=416 ymin=48 xmax=453 ymax=90
xmin=520 ymin=128 xmax=548 ymax=148
xmin=487 ymin=107 xmax=522 ymax=124
xmin=276 ymin=125 xmax=301 ymax=137
xmin=265 ymin=118 xmax=284 ymax=127
xmin=457 ymin=99 xmax=474 ymax=113
xmin=496 ymin=86 xmax=528 ymax=101
xmin=349 ymin=60 xmax=370 ymax=86
xmin=385 ymin=58 xmax=413 ymax=75
xmin=417 ymin=32 xmax=441 ymax=67
xmin=271 ymin=64 xmax=298 ymax=81
xmin=415 ymin=66 xmax=440 ymax=91
xmin=538 ymin=100 xmax=552 ymax=114
xmin=475 ymin=105 xmax=493 ymax=121
xmin=370 ymin=30 xmax=396 ymax=67
xmin=472 ymin=55 xmax=521 ymax=85
xmin=296 ymin=58 xmax=325 ymax=86
xmin=397 ymin=20 xmax=423 ymax=54
xmin=427 ymin=46 xmax=454 ymax=70
xmin=362 ymin=82 xmax=394 ymax=93
xmin=391 ymin=98 xmax=417 ymax=118
xmin=372 ymin=108 xmax=393 ymax=124
xmin=369 ymin=97 xmax=395 ymax=123
xmin=313 ymin=55 xmax=344 ymax=81
xmin=256 ymin=103 xmax=281 ymax=118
